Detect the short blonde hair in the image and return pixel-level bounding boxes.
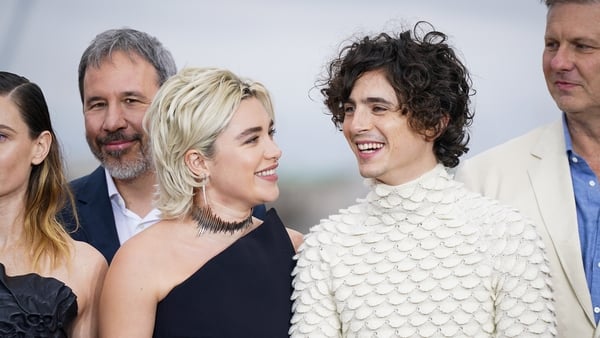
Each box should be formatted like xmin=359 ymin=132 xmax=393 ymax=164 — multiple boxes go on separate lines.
xmin=145 ymin=67 xmax=274 ymax=219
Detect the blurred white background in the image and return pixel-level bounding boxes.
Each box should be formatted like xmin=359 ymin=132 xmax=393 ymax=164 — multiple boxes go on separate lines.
xmin=1 ymin=0 xmax=559 ymax=232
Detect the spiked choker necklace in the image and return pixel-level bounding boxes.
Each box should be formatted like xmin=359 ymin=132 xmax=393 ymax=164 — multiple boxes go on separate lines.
xmin=191 ymin=206 xmax=254 ymax=235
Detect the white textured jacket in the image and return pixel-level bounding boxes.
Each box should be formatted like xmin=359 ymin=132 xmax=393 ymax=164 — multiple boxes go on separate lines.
xmin=290 ymin=164 xmax=555 ymax=338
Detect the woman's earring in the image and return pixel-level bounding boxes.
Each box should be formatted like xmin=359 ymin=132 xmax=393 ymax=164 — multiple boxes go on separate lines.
xmin=202 ymin=173 xmax=208 ymax=206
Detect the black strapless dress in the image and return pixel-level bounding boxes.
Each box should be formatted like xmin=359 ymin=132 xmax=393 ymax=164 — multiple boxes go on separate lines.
xmin=0 ymin=263 xmax=78 ymax=337
xmin=153 ymin=208 xmax=297 ymax=338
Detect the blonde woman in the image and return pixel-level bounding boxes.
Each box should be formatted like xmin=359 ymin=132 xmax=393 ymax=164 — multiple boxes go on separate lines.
xmin=100 ymin=67 xmax=303 ymax=337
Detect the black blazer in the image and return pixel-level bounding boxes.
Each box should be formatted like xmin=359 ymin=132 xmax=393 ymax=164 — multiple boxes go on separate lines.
xmin=61 ymin=166 xmax=267 ymax=264
xmin=60 ymin=166 xmax=120 ymax=263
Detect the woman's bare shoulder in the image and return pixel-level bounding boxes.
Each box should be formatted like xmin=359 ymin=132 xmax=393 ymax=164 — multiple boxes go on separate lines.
xmin=286 ymin=228 xmax=305 ymax=252
xmin=71 ymin=240 xmax=107 ymax=268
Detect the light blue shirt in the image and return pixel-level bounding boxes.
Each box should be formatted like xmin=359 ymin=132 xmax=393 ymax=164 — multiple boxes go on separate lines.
xmin=563 ymin=115 xmax=600 ymax=323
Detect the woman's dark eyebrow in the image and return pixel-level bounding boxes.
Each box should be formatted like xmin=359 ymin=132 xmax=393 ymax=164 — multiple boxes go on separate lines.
xmin=236 ymin=126 xmax=263 ymax=140
xmin=0 ymin=124 xmax=16 ymax=133
xmin=235 ymin=120 xmax=274 ymax=140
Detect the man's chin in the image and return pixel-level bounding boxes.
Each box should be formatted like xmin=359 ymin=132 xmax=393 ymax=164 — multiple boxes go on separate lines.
xmin=103 ymin=161 xmax=150 ymax=181
xmin=357 ymin=165 xmax=379 ymax=179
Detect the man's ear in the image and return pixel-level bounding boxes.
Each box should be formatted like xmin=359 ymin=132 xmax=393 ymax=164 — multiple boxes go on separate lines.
xmin=184 ymin=149 xmax=209 ymax=178
xmin=438 ymin=113 xmax=450 ymax=135
xmin=424 ymin=113 xmax=450 ymax=141
xmin=31 ymin=131 xmax=51 ymax=165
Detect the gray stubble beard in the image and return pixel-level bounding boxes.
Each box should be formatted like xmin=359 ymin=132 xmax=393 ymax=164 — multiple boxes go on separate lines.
xmin=92 ymin=140 xmax=154 ymax=181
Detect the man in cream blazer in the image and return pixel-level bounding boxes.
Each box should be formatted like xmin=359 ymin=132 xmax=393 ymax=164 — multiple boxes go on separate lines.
xmin=455 ymin=119 xmax=595 ymax=337
xmin=456 ymin=1 xmax=600 ymax=336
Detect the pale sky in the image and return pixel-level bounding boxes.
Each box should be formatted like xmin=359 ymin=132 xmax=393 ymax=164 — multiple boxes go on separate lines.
xmin=1 ymin=0 xmax=558 ymax=181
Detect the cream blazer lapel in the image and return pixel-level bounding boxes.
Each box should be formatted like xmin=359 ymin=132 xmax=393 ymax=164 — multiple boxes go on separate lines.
xmin=527 ymin=120 xmax=594 ymax=324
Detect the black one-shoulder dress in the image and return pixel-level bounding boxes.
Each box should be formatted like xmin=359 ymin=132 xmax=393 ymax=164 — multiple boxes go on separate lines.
xmin=153 ymin=208 xmax=297 ymax=338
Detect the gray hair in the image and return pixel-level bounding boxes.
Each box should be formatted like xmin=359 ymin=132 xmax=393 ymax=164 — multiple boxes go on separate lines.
xmin=543 ymin=0 xmax=600 ymax=7
xmin=78 ymin=28 xmax=177 ymax=101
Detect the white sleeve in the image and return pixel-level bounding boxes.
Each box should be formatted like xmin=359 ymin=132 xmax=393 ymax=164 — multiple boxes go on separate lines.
xmin=289 ymin=224 xmax=342 ymax=338
xmin=491 ymin=211 xmax=556 ymax=337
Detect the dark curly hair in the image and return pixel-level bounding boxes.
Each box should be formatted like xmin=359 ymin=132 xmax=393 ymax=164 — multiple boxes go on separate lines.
xmin=319 ymin=21 xmax=474 ymax=168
